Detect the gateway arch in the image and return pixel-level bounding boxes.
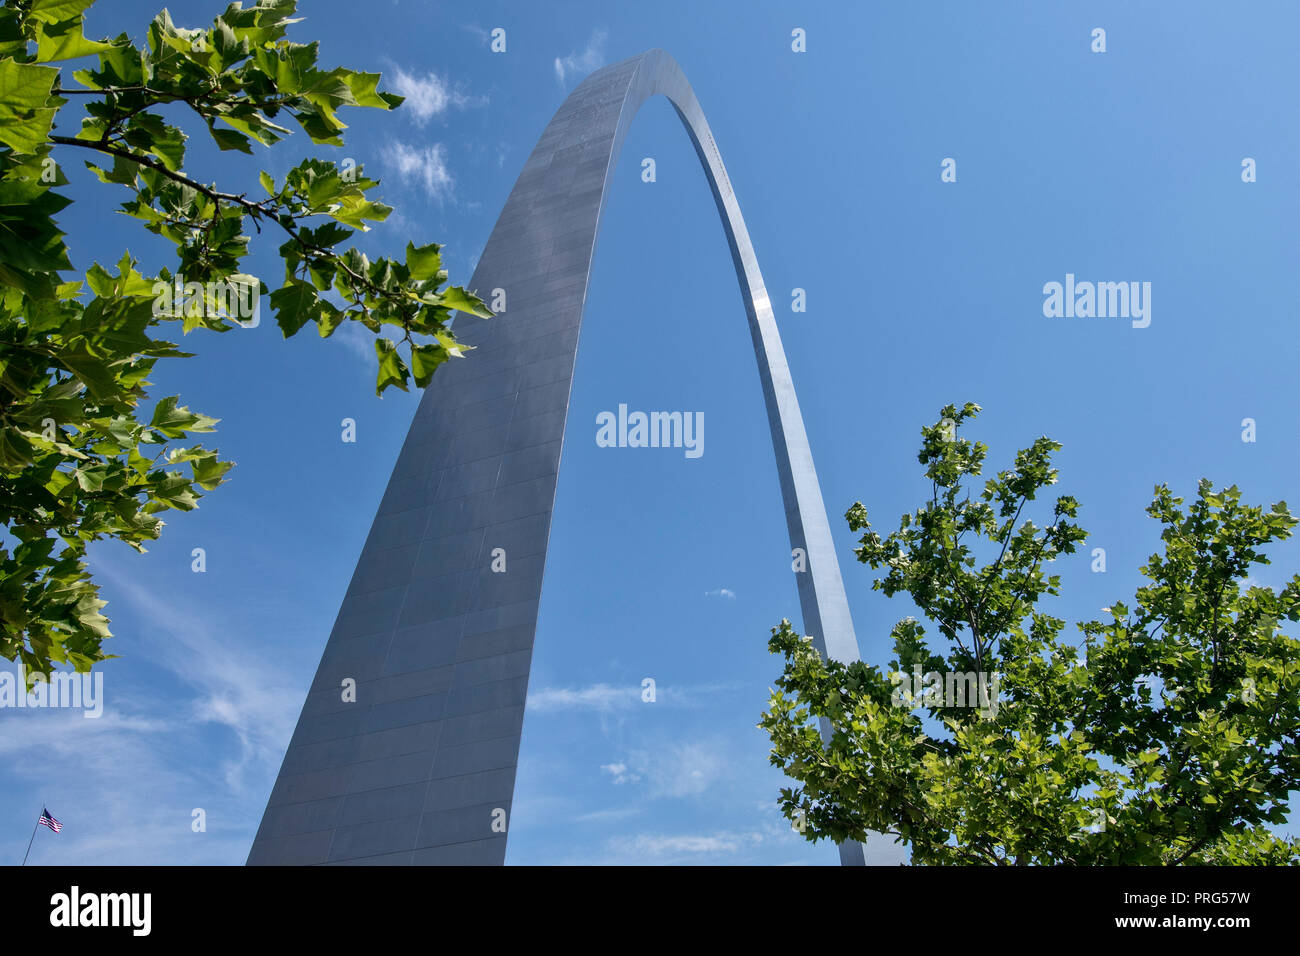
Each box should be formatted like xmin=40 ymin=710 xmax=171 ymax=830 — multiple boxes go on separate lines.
xmin=249 ymin=50 xmax=868 ymax=866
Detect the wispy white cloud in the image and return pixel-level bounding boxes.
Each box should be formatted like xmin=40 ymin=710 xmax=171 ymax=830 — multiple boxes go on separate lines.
xmin=382 ymin=141 xmax=455 ymax=203
xmin=0 ymin=629 xmax=295 ymax=868
xmin=554 ymin=28 xmax=608 ymax=88
xmin=0 ymin=560 xmax=305 ymax=865
xmin=600 ymin=761 xmax=640 ymax=785
xmin=96 ymin=569 xmax=302 ymax=794
xmin=528 ymin=682 xmax=639 ymax=713
xmin=606 ymin=830 xmax=763 ymax=857
xmin=705 ymin=587 xmax=735 ymax=599
xmin=616 ymin=740 xmax=729 ymax=798
xmin=388 ymin=67 xmax=484 ymax=125
xmin=572 ymin=805 xmax=644 ymax=824
xmin=0 ymin=704 xmax=169 ymax=759
xmin=526 ymin=680 xmax=739 ymax=714
xmin=0 ymin=703 xmax=255 ymax=864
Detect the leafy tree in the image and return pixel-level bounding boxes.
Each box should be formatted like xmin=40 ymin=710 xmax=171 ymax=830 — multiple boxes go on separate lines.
xmin=0 ymin=0 xmax=490 ymax=683
xmin=761 ymin=402 xmax=1300 ymax=864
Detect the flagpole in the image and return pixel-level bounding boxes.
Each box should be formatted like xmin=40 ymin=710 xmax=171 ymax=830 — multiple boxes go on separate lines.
xmin=20 ymin=804 xmax=42 ymax=866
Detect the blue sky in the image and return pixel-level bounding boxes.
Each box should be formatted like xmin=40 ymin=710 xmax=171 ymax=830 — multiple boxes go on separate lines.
xmin=3 ymin=0 xmax=1298 ymax=865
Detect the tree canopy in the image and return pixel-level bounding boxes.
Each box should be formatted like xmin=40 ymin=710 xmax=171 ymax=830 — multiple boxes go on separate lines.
xmin=762 ymin=403 xmax=1300 ymax=864
xmin=0 ymin=0 xmax=489 ymax=683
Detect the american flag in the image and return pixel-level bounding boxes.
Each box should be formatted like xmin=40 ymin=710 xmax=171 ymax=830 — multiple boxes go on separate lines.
xmin=38 ymin=808 xmax=62 ymax=833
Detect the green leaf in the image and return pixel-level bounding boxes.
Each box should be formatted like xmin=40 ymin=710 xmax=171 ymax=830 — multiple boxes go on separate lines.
xmin=340 ymin=71 xmax=395 ymax=109
xmin=0 ymin=428 xmax=36 ymax=469
xmin=331 ymin=193 xmax=390 ymax=230
xmin=28 ymin=0 xmax=96 ymax=22
xmin=151 ymin=474 xmax=200 ymax=511
xmin=209 ymin=127 xmax=252 ymax=153
xmin=437 ymin=285 xmax=492 ymax=318
xmin=0 ymin=58 xmax=57 ymax=110
xmin=146 ymin=124 xmax=186 ymax=172
xmin=410 ymin=342 xmax=448 ymax=387
xmin=57 ymin=345 xmax=122 ymax=401
xmin=33 ymin=17 xmax=113 ymax=62
xmin=150 ymin=396 xmax=218 ymax=438
xmin=373 ymin=337 xmax=408 ymax=394
xmin=190 ymin=454 xmax=233 ymax=491
xmin=0 ymin=59 xmax=58 ymax=154
xmin=270 ymin=279 xmax=321 ymax=337
xmin=405 ymin=241 xmax=442 ymax=281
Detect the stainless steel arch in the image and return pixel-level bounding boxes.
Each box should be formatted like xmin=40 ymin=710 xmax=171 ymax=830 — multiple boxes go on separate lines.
xmin=249 ymin=50 xmax=867 ymax=866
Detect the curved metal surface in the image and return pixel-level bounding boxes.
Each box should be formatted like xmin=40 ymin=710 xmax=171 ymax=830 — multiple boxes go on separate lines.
xmin=249 ymin=50 xmax=866 ymax=866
